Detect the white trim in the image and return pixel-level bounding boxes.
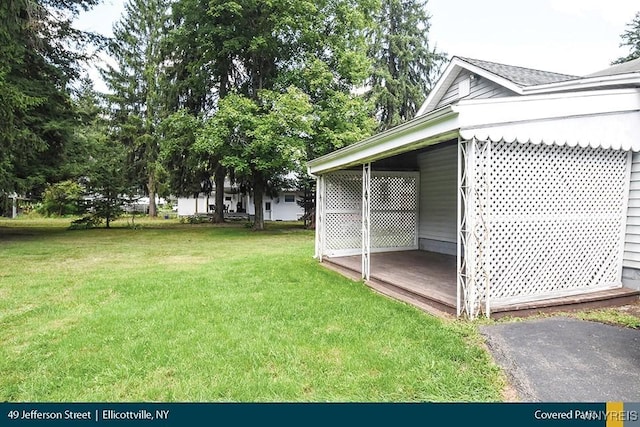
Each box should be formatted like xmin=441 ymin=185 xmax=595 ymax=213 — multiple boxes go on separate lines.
xmin=361 ymin=163 xmax=371 ymax=280
xmin=315 ymin=175 xmax=325 ymax=261
xmin=456 ymin=136 xmax=464 ymax=317
xmin=489 ymin=285 xmax=621 ymax=309
xmin=454 ymin=88 xmax=640 ymax=125
xmin=416 ymin=56 xmax=640 ymax=117
xmin=417 ymin=57 xmax=526 ymax=116
xmin=308 ymin=88 xmax=640 ymax=176
xmin=619 ymin=152 xmax=633 ymax=282
xmin=485 ymin=140 xmax=492 ymax=318
xmin=522 ymin=72 xmax=640 ymax=95
xmin=466 ymin=138 xmax=477 ymax=318
xmin=307 ymin=107 xmax=459 ymax=175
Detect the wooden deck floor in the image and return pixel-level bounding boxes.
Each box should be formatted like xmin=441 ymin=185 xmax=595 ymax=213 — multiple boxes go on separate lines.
xmin=324 ymin=251 xmax=458 ymax=314
xmin=323 ymin=250 xmax=639 ymax=318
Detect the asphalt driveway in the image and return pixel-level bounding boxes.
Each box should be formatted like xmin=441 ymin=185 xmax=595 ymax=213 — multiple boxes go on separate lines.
xmin=480 ymin=317 xmax=640 ymax=402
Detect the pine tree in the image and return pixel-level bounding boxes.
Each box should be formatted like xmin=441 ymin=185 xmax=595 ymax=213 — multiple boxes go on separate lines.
xmin=613 ymin=11 xmax=640 ymax=64
xmin=102 ymin=0 xmax=171 ymax=217
xmin=0 ymin=0 xmax=101 ymax=197
xmin=367 ymin=0 xmax=446 ymax=130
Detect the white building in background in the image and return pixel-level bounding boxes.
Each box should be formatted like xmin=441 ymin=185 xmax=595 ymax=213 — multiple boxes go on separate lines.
xmin=177 ymin=181 xmax=305 ymax=221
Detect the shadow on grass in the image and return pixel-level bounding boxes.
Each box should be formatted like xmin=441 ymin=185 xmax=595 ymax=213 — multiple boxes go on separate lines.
xmin=0 ymin=217 xmax=311 ymax=243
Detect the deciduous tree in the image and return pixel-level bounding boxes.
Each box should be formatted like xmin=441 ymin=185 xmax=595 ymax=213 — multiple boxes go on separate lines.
xmin=197 ymin=88 xmax=312 ymax=230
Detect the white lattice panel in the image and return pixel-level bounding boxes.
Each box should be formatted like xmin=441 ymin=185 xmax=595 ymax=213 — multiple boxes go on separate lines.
xmin=479 ymin=141 xmax=628 ymax=305
xmin=324 ymin=172 xmax=362 ymax=254
xmin=370 ymin=174 xmax=419 ymax=250
xmin=322 ymin=171 xmax=419 ymax=256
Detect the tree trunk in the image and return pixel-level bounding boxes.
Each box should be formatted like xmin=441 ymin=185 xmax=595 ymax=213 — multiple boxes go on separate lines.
xmin=212 ymin=166 xmax=226 ymax=223
xmin=253 ymin=176 xmax=265 ymax=231
xmin=147 ymin=174 xmax=157 ymax=217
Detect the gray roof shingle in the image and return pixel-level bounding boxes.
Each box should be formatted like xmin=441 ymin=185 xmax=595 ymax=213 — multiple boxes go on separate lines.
xmin=458 ymin=56 xmax=579 ymax=86
xmin=587 ymin=57 xmax=640 ymax=77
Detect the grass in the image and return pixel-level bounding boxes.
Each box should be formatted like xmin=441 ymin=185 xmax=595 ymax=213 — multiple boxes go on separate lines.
xmin=571 ymin=308 xmax=640 ymax=328
xmin=0 ymin=217 xmax=503 ymax=402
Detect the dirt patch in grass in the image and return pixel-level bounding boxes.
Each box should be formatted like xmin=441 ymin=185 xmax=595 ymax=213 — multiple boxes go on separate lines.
xmin=614 ymin=300 xmax=640 ymax=318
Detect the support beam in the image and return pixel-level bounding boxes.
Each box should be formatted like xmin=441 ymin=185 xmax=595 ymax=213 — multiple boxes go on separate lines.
xmin=315 ymin=175 xmax=325 ymax=261
xmin=456 ymin=137 xmax=465 ymax=317
xmin=362 ymin=163 xmax=371 ymax=280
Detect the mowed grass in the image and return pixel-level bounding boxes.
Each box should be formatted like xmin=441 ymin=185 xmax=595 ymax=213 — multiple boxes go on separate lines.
xmin=0 ymin=218 xmax=502 ymax=402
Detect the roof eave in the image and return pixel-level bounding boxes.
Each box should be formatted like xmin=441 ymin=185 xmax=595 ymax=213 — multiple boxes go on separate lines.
xmin=307 ymin=106 xmax=459 ymax=175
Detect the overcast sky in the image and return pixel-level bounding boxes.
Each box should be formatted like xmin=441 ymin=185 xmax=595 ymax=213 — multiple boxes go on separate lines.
xmin=75 ymin=0 xmax=639 ymax=89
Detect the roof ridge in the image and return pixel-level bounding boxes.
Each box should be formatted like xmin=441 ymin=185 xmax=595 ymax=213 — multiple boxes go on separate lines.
xmin=456 ymin=56 xmax=580 ymax=80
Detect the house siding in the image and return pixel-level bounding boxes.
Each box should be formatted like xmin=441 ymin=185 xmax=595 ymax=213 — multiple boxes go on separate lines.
xmin=623 ymin=151 xmax=640 ymax=290
xmin=177 ymin=192 xmax=305 ymax=221
xmin=418 ymin=143 xmax=457 ymax=255
xmin=435 ymin=70 xmax=518 ymax=110
xmin=248 ymin=193 xmax=305 ymax=221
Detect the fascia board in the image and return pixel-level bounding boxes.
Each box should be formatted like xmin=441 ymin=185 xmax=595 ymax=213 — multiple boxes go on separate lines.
xmin=522 ymin=73 xmax=640 ymax=95
xmin=307 ymin=107 xmax=459 ymax=175
xmin=453 ymin=88 xmax=640 ymax=128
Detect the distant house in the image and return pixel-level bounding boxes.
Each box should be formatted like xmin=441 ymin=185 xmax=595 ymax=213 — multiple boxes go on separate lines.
xmin=177 ymin=178 xmax=304 ymax=221
xmin=308 ymin=56 xmax=640 ymax=319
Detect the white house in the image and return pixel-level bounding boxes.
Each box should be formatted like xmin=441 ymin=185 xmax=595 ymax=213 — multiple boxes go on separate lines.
xmin=177 ymin=179 xmax=305 ymax=221
xmin=308 ymin=56 xmax=640 ymax=319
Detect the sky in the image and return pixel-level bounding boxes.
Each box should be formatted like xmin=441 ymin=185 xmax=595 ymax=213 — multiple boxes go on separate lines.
xmin=75 ymin=0 xmax=639 ymax=90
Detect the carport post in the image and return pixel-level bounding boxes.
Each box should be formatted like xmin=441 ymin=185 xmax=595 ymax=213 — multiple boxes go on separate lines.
xmin=362 ymin=163 xmax=371 ymax=280
xmin=314 ymin=175 xmax=325 ymax=261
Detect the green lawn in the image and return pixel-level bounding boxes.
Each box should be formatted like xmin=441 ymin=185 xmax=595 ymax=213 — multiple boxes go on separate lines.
xmin=0 ymin=218 xmax=503 ymax=402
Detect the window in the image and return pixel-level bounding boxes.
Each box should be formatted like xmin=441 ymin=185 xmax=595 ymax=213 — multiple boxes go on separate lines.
xmin=225 ymin=196 xmax=232 ymax=201
xmin=265 ymin=202 xmax=271 ymax=211
xmin=284 ymin=195 xmax=295 ymax=203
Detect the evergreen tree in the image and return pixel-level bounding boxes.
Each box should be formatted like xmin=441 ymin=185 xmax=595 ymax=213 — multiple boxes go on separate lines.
xmin=103 ymin=0 xmax=171 ymax=217
xmin=163 ymin=0 xmax=237 ymax=223
xmin=0 ymin=0 xmax=101 ymax=197
xmin=73 ymin=75 xmax=135 ymax=228
xmin=367 ymin=0 xmax=446 ymax=130
xmin=613 ymin=11 xmax=640 ymax=64
xmin=159 ymin=110 xmax=209 ymax=199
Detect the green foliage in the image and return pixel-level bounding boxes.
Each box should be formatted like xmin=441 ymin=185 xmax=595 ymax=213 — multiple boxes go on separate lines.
xmin=68 ymin=215 xmax=102 ymax=230
xmin=367 ymin=0 xmax=447 ymax=130
xmin=613 ymin=11 xmax=640 ymax=64
xmin=197 ymin=88 xmax=313 ymax=229
xmin=159 ymin=109 xmax=208 ymax=197
xmin=40 ymin=180 xmax=84 ymax=217
xmin=103 ymin=0 xmax=172 ymax=217
xmin=287 ymin=58 xmax=377 ymax=159
xmin=84 ymin=142 xmax=134 ymax=228
xmin=0 ymin=0 xmax=102 ymax=197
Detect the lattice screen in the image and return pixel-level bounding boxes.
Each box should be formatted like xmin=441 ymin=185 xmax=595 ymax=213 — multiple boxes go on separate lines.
xmin=322 ymin=171 xmax=419 ymax=257
xmin=370 ymin=174 xmax=419 ymax=250
xmin=324 ymin=172 xmax=362 ymax=255
xmin=468 ymin=140 xmax=629 ymax=308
